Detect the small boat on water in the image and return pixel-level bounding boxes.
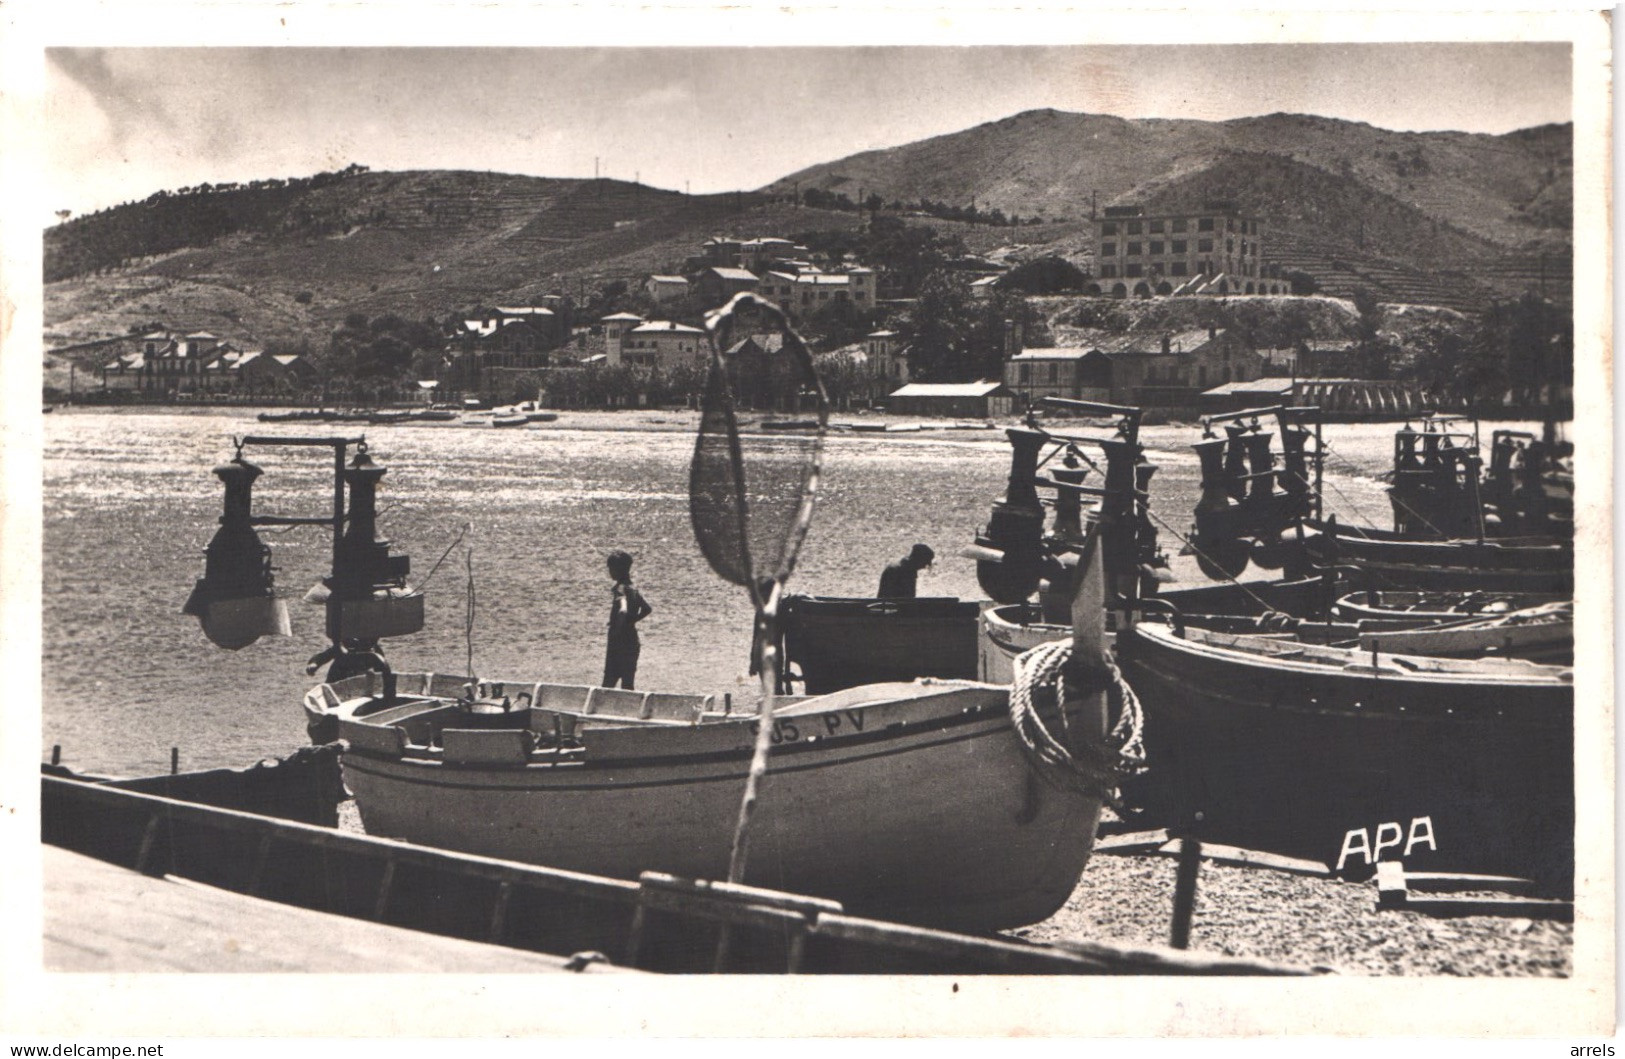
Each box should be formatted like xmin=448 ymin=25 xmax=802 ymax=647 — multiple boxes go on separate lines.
xmin=257 ymin=408 xmax=332 ymax=423
xmin=491 ymin=414 xmax=529 ymax=428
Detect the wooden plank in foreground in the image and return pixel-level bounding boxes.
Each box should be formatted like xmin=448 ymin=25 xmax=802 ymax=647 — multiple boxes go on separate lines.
xmin=43 ymin=846 xmax=635 ymax=974
xmin=1374 ymin=860 xmax=1570 ymax=921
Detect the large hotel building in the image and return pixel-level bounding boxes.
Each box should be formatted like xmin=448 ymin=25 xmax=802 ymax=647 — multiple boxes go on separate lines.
xmin=1093 ymin=202 xmax=1288 ymax=297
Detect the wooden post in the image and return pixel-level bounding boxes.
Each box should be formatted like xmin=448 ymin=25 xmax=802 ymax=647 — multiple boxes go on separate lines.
xmin=170 ymin=747 xmax=179 ymax=775
xmin=50 ymin=745 xmax=60 ymax=766
xmin=1170 ymin=836 xmax=1202 ymax=949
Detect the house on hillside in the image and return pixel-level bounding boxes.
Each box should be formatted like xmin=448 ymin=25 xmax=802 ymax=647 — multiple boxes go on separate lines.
xmin=1090 ymin=329 xmax=1253 ymax=402
xmin=1092 ymin=202 xmax=1290 ymax=298
xmin=1003 ymin=348 xmax=1111 ymax=408
xmin=699 ymin=237 xmax=745 ymax=268
xmin=645 ymin=275 xmax=690 ymax=304
xmin=864 ymin=330 xmax=909 ymax=387
xmin=451 ymin=307 xmax=560 ymax=352
xmin=207 ymin=350 xmax=318 ymax=393
xmin=600 ymin=312 xmax=645 ymax=367
xmin=100 ymin=329 xmax=223 ymax=394
xmin=621 ymin=320 xmax=707 ymax=370
xmin=99 ymin=352 xmax=148 ymax=392
xmin=885 ymin=380 xmax=1014 ymax=418
xmin=694 ymin=267 xmax=761 ymax=307
xmin=445 ymin=311 xmax=555 ymax=391
xmin=756 ymin=268 xmax=875 ymax=317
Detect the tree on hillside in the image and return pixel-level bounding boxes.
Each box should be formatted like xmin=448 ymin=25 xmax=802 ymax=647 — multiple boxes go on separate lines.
xmin=1479 ymin=293 xmax=1572 ymax=408
xmin=901 ymin=272 xmax=976 ymax=382
xmin=997 ymin=255 xmax=1088 ymax=295
xmin=1404 ymin=323 xmax=1497 ymax=408
xmin=901 ymin=272 xmax=1036 ymax=382
xmin=1351 ymin=288 xmax=1400 ymax=379
xmin=1285 ymin=270 xmax=1321 ymax=296
xmin=802 ymin=297 xmax=878 ymax=353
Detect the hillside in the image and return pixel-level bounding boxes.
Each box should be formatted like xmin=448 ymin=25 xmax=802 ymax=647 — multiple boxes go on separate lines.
xmin=767 ymin=109 xmax=1571 ymax=256
xmin=45 ymin=109 xmax=1572 ymax=355
xmin=43 ymin=170 xmax=798 ymax=348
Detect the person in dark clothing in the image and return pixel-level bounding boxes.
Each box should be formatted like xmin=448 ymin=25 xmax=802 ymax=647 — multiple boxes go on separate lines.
xmin=877 ymin=543 xmax=935 ymax=599
xmin=603 ymin=550 xmax=653 ymax=689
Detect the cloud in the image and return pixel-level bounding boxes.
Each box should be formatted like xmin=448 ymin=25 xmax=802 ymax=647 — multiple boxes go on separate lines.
xmin=48 ymin=48 xmax=177 ymax=151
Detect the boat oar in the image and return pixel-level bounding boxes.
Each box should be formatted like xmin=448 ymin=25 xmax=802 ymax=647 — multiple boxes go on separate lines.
xmin=688 ymin=293 xmax=829 ymax=966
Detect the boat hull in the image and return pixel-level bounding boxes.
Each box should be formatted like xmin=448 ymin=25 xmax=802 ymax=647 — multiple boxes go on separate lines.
xmin=334 ymin=681 xmax=1105 ymax=932
xmin=782 ymin=595 xmax=982 ymax=693
xmin=1120 ymin=623 xmax=1574 ymax=890
xmin=1300 ymin=521 xmax=1572 ymax=594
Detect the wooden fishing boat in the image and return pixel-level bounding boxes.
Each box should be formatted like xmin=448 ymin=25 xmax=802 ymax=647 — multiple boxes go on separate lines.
xmin=1331 ymin=589 xmax=1562 ymax=625
xmin=779 ymin=595 xmax=981 ymax=693
xmin=1297 ymin=518 xmax=1572 ymax=594
xmin=1352 ymin=601 xmax=1572 ymax=664
xmin=491 ymin=413 xmax=529 ymax=428
xmin=43 ymin=772 xmax=1307 ymax=975
xmin=303 ymin=674 xmax=1107 ymax=933
xmin=1117 ymin=615 xmax=1574 ymax=891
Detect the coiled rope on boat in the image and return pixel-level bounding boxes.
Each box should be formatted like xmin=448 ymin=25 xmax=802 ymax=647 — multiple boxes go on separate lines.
xmin=1008 ymin=639 xmax=1146 ymax=805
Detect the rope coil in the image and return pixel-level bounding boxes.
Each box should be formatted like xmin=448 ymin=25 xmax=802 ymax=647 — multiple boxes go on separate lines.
xmin=1008 ymin=639 xmax=1146 ymax=805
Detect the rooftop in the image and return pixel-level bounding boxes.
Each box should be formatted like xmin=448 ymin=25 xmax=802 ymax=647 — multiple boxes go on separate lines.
xmin=630 ymin=321 xmax=705 ymax=335
xmin=890 ymin=381 xmax=1006 ymax=398
xmin=1008 ymin=348 xmax=1094 ymax=361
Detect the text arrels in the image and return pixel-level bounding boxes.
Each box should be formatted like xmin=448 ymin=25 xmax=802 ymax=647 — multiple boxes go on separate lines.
xmin=1572 ymin=1047 xmax=1615 ymax=1057
xmin=1334 ymin=816 xmax=1437 ymax=872
xmin=747 ymin=709 xmax=867 ymax=745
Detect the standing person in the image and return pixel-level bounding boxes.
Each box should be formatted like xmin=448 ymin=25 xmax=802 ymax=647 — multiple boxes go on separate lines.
xmin=603 ymin=549 xmax=653 ymax=689
xmin=877 ymin=543 xmax=935 ymax=599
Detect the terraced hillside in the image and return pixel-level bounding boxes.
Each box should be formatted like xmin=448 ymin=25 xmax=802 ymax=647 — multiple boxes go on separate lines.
xmin=46 ymin=109 xmax=1573 ymax=357
xmin=44 ymin=172 xmax=784 ymax=349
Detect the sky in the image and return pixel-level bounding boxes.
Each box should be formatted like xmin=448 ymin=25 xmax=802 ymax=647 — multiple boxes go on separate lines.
xmin=44 ymin=42 xmax=1573 ymax=222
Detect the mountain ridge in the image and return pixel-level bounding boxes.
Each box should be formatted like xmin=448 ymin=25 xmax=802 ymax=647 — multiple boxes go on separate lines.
xmin=45 ymin=108 xmax=1571 ymax=352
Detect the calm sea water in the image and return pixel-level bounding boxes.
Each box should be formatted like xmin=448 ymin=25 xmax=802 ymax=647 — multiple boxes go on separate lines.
xmin=41 ymin=409 xmax=1396 ymax=776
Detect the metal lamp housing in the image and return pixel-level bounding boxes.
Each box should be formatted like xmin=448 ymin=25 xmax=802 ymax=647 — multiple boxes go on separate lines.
xmin=182 ymin=458 xmax=292 ymax=649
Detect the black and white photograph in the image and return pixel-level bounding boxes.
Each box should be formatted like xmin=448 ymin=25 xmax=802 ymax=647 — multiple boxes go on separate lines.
xmin=0 ymin=1 xmax=1612 ymax=1043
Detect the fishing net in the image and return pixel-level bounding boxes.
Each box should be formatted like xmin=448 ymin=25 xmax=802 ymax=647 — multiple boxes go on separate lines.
xmin=688 ymin=292 xmax=829 ymax=895
xmin=690 ymin=293 xmax=829 ymax=606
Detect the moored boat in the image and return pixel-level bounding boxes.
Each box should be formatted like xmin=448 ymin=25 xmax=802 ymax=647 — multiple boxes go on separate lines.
xmin=779 ymin=595 xmax=981 ymax=693
xmin=1298 ymin=517 xmax=1572 ymax=594
xmin=1117 ymin=616 xmax=1574 ymax=890
xmin=185 ymin=383 xmax=1142 ymax=934
xmin=1331 ymin=588 xmax=1563 ymax=625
